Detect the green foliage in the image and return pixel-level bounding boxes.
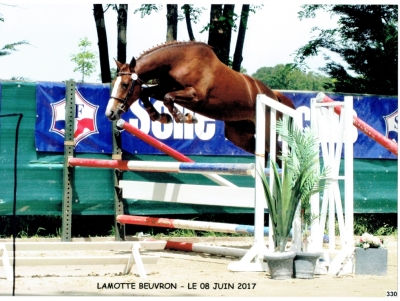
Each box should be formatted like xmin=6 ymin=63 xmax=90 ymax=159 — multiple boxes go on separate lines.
xmin=252 ymin=64 xmax=334 ymax=91
xmin=0 ymin=40 xmax=29 ymax=57
xmin=0 ymin=9 xmax=29 ymax=57
xmin=0 ymin=214 xmax=396 ymax=239
xmin=259 ymin=117 xmax=329 ymax=252
xmin=10 ymin=76 xmax=30 ymax=81
xmin=353 ymin=214 xmax=398 ymax=236
xmin=179 ymin=5 xmax=205 ymax=24
xmin=134 ymin=4 xmax=162 ymax=18
xmin=295 ymin=5 xmax=398 ymax=95
xmin=70 ymin=36 xmax=97 ymax=83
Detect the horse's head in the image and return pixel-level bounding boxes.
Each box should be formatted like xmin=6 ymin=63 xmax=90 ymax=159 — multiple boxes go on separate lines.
xmin=105 ymin=57 xmax=142 ymax=121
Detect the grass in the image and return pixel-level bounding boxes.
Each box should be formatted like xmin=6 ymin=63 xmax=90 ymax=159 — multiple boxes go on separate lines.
xmin=0 ymin=213 xmax=397 ymax=239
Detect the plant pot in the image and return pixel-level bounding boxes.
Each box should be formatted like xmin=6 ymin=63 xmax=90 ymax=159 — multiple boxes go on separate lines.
xmin=264 ymin=251 xmax=296 ymax=280
xmin=293 ymin=251 xmax=320 ymax=279
xmin=355 ymin=247 xmax=388 ymax=275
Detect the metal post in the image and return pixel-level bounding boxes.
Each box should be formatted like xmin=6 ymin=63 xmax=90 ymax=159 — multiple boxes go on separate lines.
xmin=62 ymin=80 xmax=75 ymax=242
xmin=112 ymin=120 xmax=125 ymax=241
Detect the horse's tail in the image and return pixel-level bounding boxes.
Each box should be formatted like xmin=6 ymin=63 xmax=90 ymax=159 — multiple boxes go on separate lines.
xmin=272 ymin=90 xmax=295 ymax=109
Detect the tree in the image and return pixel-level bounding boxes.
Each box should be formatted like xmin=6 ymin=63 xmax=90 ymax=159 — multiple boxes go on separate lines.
xmin=232 ymin=5 xmax=249 ymax=71
xmin=166 ymin=5 xmax=178 ymax=41
xmin=252 ymin=64 xmax=334 ymax=91
xmin=117 ymin=4 xmax=128 ymax=64
xmin=295 ymin=5 xmax=398 ymax=95
xmin=180 ymin=5 xmax=205 ymax=41
xmin=70 ymin=37 xmax=97 ymax=83
xmin=205 ymin=5 xmax=236 ymax=65
xmin=0 ymin=10 xmax=29 ymax=57
xmin=232 ymin=5 xmax=263 ymax=72
xmin=134 ymin=4 xmax=162 ymax=18
xmin=93 ymin=4 xmax=111 ymax=83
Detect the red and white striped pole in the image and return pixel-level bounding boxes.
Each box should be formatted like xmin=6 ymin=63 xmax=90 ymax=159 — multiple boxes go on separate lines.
xmin=115 ymin=119 xmax=236 ymax=187
xmin=116 ymin=119 xmax=193 ymax=162
xmin=164 ymin=241 xmax=247 ymax=258
xmin=316 ymin=92 xmax=398 ymax=156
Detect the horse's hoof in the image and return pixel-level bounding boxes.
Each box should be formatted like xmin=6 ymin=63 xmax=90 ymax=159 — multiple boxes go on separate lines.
xmin=185 ymin=113 xmax=198 ymax=124
xmin=160 ymin=113 xmax=173 ymax=124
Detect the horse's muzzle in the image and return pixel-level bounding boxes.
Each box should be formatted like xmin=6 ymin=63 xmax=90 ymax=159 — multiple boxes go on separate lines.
xmin=105 ymin=109 xmax=119 ymax=121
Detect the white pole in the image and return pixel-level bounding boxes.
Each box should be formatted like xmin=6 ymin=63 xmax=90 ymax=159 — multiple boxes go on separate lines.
xmin=309 ymin=98 xmax=321 ymax=251
xmin=268 ymin=100 xmax=276 ymax=251
xmin=344 ymin=96 xmax=354 ymax=247
xmin=255 ymin=94 xmax=267 ymax=254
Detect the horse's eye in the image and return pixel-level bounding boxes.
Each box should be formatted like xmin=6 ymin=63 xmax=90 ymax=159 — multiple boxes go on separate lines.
xmin=122 ymin=83 xmax=129 ymax=90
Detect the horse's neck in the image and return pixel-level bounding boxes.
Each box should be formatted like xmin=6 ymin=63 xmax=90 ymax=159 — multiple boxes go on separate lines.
xmin=136 ymin=48 xmax=177 ymax=77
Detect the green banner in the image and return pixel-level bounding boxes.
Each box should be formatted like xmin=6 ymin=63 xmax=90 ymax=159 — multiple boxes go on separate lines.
xmin=0 ymin=82 xmax=397 ymax=215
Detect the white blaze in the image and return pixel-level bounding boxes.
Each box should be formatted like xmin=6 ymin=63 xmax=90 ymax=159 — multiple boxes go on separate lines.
xmin=105 ymin=76 xmax=122 ymax=116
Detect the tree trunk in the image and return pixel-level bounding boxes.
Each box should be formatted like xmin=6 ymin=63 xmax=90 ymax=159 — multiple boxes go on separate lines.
xmin=93 ymin=4 xmax=111 ymax=83
xmin=207 ymin=5 xmax=234 ymax=66
xmin=182 ymin=4 xmax=195 ymax=41
xmin=166 ymin=4 xmax=178 ymax=42
xmin=220 ymin=4 xmax=234 ymax=65
xmin=117 ymin=4 xmax=128 ymax=64
xmin=232 ymin=5 xmax=250 ymax=72
xmin=207 ymin=5 xmax=222 ymax=60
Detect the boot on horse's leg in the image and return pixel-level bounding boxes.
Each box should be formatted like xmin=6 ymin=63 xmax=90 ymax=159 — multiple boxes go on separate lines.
xmin=163 ymin=88 xmax=198 ymax=124
xmin=163 ymin=98 xmax=198 ymax=124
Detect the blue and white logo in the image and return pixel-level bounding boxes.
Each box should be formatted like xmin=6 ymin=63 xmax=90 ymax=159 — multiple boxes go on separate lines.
xmin=50 ymin=89 xmax=99 ymax=146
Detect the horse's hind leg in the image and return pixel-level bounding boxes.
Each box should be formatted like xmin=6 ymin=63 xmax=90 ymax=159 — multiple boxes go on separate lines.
xmin=164 ymin=88 xmax=198 ymax=124
xmin=224 ymin=121 xmax=274 ymax=166
xmin=224 ymin=121 xmax=257 ymax=154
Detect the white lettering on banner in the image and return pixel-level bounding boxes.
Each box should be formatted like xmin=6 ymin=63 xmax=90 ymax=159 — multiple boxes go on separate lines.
xmin=129 ymin=101 xmax=151 ymax=134
xmin=129 ymin=103 xmax=360 ymax=143
xmin=295 ymin=106 xmax=310 ymax=128
xmin=383 ymin=110 xmax=398 ymax=143
xmin=296 ymin=105 xmax=358 ymax=143
xmin=128 ymin=102 xmax=216 ymax=140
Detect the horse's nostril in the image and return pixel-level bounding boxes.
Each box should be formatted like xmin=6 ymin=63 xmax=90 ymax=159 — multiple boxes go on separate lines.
xmin=106 ymin=110 xmax=115 ymax=120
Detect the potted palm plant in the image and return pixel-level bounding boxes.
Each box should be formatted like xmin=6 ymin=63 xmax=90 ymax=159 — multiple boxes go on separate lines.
xmin=260 ymin=117 xmax=328 ymax=279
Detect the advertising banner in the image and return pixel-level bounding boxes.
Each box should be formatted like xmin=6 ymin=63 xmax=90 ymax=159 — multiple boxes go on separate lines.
xmin=35 ymin=82 xmax=112 ymax=153
xmin=34 ymin=83 xmax=397 ymax=159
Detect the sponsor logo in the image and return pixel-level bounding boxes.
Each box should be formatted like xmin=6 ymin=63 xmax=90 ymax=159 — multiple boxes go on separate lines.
xmin=50 ymin=90 xmax=99 ymax=145
xmin=128 ymin=101 xmax=216 ymax=140
xmin=384 ymin=110 xmax=398 ymax=144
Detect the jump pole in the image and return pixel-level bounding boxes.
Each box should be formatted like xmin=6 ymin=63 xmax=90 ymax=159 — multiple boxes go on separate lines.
xmin=165 ymin=241 xmax=247 ymax=258
xmin=117 ymin=215 xmax=270 ymax=236
xmin=116 ymin=215 xmax=329 ymax=242
xmin=68 ymin=158 xmax=255 ymax=176
xmin=316 ymin=92 xmax=398 ymax=156
xmin=116 ymin=119 xmax=237 ymax=187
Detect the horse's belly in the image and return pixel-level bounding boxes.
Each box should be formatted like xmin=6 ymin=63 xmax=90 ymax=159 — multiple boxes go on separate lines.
xmin=192 ymin=99 xmax=255 ymax=122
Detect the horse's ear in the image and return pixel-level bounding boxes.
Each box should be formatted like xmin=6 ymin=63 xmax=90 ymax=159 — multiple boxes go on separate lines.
xmin=114 ymin=58 xmax=124 ymax=71
xmin=129 ymin=57 xmax=136 ymax=70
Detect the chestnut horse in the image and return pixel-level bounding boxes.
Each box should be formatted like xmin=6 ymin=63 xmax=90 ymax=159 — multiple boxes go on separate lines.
xmin=106 ymin=41 xmax=294 ymax=155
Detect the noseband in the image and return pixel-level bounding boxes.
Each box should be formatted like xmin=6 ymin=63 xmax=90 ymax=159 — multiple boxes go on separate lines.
xmin=111 ymin=72 xmax=141 ymax=113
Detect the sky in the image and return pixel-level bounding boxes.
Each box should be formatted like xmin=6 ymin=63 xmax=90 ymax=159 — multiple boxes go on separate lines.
xmin=0 ymin=2 xmax=341 ymax=83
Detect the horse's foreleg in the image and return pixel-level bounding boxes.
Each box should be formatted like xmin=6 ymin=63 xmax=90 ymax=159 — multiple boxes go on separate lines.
xmin=164 ymin=88 xmax=198 ymax=124
xmin=140 ymin=90 xmax=172 ymax=124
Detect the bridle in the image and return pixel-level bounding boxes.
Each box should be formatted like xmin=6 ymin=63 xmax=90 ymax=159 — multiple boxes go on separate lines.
xmin=110 ymin=72 xmax=141 ymax=113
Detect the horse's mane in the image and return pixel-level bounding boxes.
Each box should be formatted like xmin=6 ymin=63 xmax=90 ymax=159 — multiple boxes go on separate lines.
xmin=137 ymin=41 xmax=211 ymax=60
